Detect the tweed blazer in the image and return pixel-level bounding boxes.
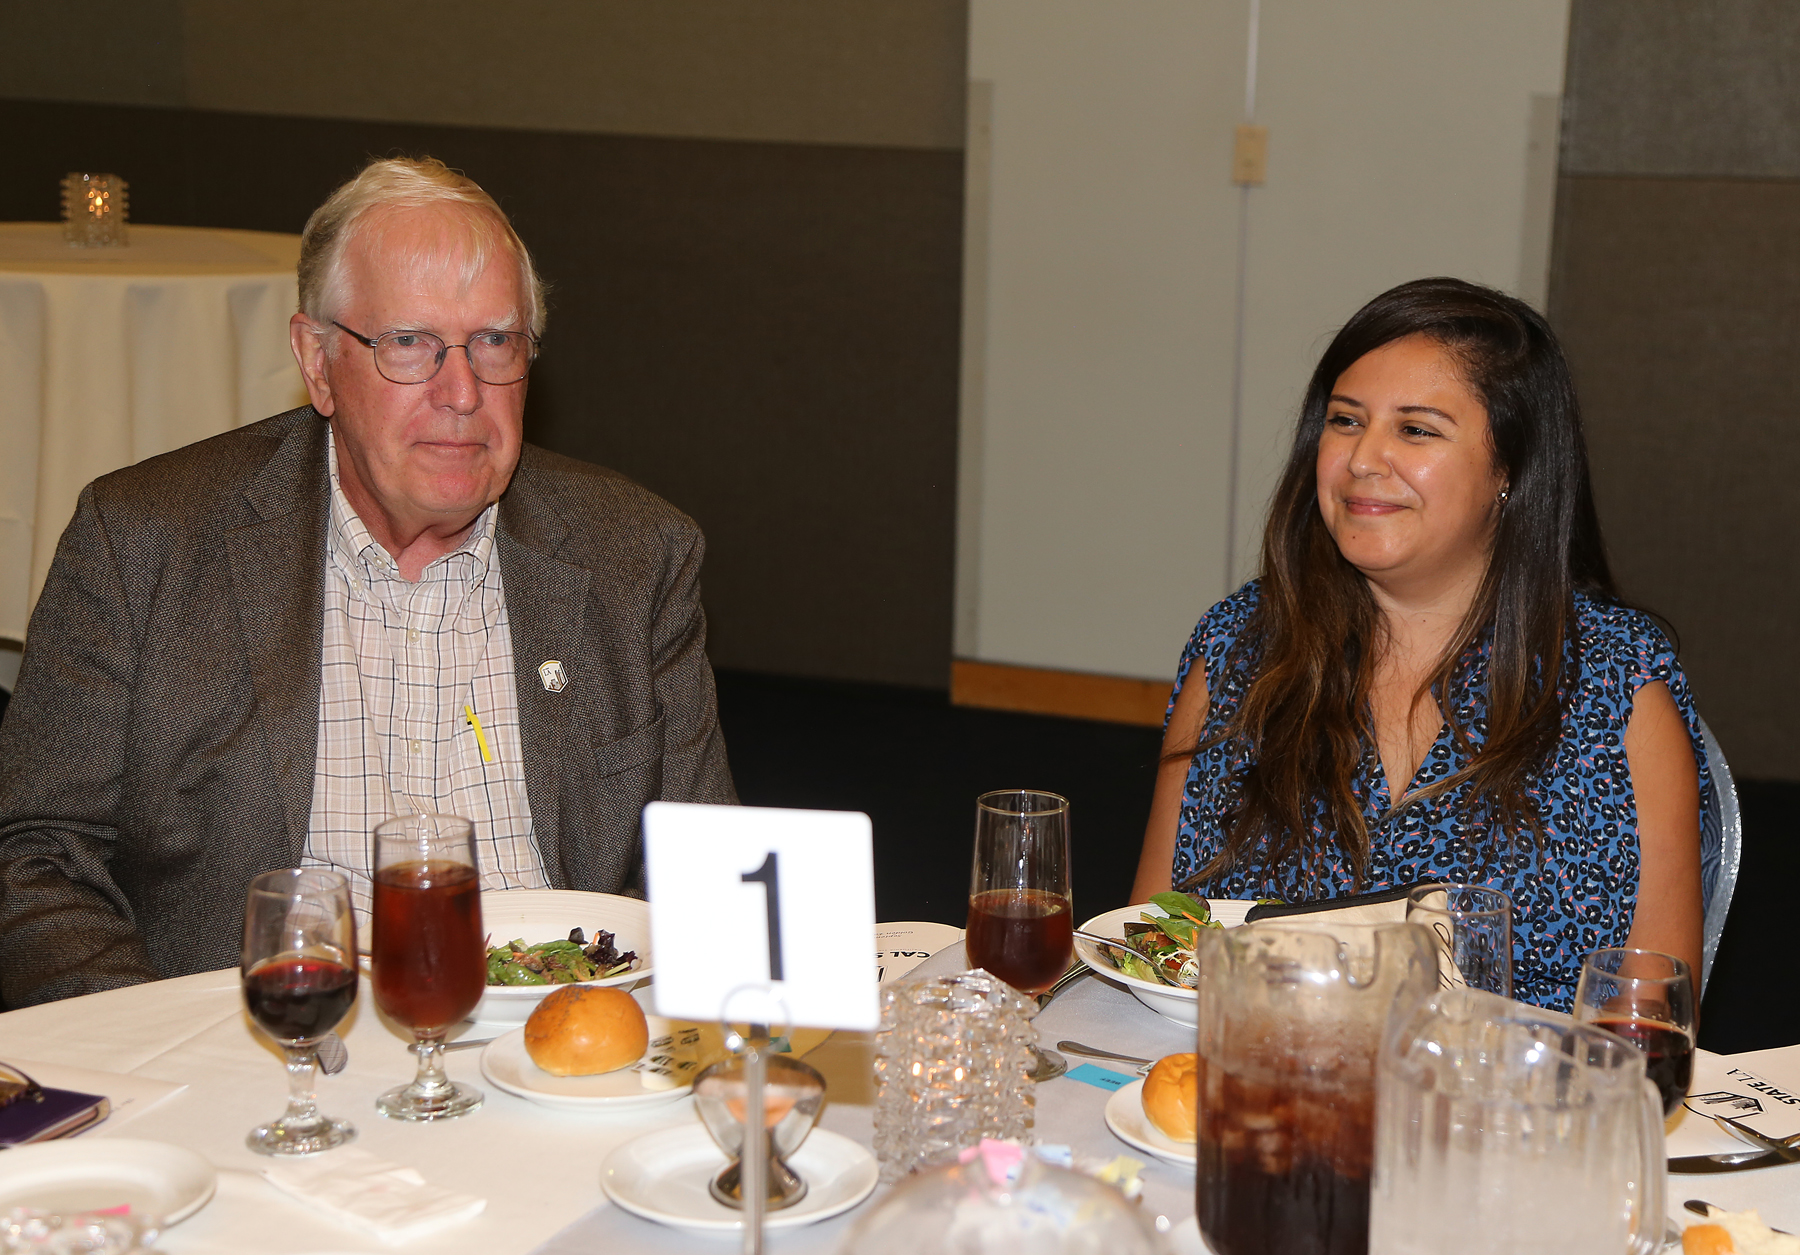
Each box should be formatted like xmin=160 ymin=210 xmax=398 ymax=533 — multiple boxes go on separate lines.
xmin=0 ymin=408 xmax=736 ymax=1007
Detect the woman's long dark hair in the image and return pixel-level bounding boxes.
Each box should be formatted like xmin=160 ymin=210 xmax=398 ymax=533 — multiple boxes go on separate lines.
xmin=1182 ymin=277 xmax=1616 ymax=889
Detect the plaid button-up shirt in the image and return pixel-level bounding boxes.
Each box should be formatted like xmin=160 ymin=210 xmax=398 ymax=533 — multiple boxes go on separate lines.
xmin=304 ymin=436 xmax=547 ymax=914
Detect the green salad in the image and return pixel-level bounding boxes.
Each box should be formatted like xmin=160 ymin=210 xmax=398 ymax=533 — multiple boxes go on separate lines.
xmin=1100 ymin=891 xmax=1221 ymax=989
xmin=485 ymin=927 xmax=639 ymax=987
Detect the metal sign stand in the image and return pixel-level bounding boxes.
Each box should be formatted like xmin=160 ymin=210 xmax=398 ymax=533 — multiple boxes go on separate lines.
xmin=740 ymin=1025 xmax=769 ymax=1255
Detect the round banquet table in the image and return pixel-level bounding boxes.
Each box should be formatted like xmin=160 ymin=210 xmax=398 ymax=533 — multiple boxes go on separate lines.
xmin=0 ymin=222 xmax=307 ymax=641
xmin=2 ymin=940 xmax=1798 ymax=1253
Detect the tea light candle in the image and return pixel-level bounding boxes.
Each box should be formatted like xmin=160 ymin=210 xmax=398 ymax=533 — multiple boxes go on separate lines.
xmin=60 ymin=172 xmax=130 ymax=247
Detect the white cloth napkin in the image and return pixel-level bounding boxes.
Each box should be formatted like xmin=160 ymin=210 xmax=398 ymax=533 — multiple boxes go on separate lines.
xmin=258 ymin=1147 xmax=486 ymax=1245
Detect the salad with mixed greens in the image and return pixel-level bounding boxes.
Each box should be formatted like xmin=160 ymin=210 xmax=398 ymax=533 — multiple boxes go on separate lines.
xmin=485 ymin=927 xmax=639 ymax=986
xmin=1097 ymin=891 xmax=1222 ymax=989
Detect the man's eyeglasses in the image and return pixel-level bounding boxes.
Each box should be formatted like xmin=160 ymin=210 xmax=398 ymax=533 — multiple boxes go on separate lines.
xmin=332 ymin=322 xmax=539 ymax=386
xmin=0 ymin=1061 xmax=44 ymax=1109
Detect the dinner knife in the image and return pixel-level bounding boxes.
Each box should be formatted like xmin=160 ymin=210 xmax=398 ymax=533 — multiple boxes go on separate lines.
xmin=1668 ymin=1150 xmax=1800 ymax=1174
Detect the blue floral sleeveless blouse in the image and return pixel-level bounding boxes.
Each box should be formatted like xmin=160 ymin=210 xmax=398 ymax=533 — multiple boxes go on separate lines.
xmin=1169 ymin=581 xmax=1712 ymax=1011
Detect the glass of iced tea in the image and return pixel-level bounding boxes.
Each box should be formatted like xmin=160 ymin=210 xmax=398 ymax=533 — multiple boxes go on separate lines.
xmin=966 ymin=789 xmax=1072 ymax=1080
xmin=370 ymin=813 xmax=486 ymax=1121
xmin=241 ymin=868 xmax=358 ymax=1154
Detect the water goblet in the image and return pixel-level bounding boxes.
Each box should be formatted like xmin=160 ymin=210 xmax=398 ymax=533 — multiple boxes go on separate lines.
xmin=242 ymin=868 xmax=358 ymax=1155
xmin=1405 ymin=883 xmax=1514 ymax=996
xmin=370 ymin=813 xmax=486 ymax=1121
xmin=1574 ymin=947 xmax=1696 ymax=1119
xmin=965 ymin=788 xmax=1072 ymax=1082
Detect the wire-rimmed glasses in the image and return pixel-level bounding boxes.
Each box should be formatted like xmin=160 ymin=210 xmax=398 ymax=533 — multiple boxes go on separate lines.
xmin=332 ymin=321 xmax=538 ymax=385
xmin=0 ymin=1061 xmax=45 ymax=1110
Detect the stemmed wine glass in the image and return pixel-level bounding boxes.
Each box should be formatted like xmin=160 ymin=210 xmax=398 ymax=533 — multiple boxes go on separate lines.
xmin=1574 ymin=947 xmax=1697 ymax=1119
xmin=370 ymin=813 xmax=486 ymax=1121
xmin=242 ymin=868 xmax=359 ymax=1155
xmin=965 ymin=789 xmax=1073 ymax=1082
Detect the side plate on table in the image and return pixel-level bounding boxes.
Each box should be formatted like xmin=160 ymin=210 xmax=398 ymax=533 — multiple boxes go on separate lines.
xmin=0 ymin=1140 xmax=217 ymax=1225
xmin=601 ymin=1125 xmax=878 ymax=1231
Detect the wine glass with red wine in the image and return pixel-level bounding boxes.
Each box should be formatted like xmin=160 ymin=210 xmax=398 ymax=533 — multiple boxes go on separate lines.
xmin=966 ymin=789 xmax=1073 ymax=1081
xmin=1574 ymin=947 xmax=1696 ymax=1119
xmin=371 ymin=813 xmax=487 ymax=1122
xmin=242 ymin=868 xmax=359 ymax=1155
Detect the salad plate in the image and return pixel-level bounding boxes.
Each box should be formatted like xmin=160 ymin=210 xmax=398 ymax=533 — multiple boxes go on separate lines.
xmin=1074 ymin=898 xmax=1257 ymax=1027
xmin=1103 ymin=1079 xmax=1196 ymax=1166
xmin=601 ymin=1125 xmax=878 ymax=1231
xmin=0 ymin=1139 xmax=216 ymax=1224
xmin=474 ymin=889 xmax=652 ymax=1025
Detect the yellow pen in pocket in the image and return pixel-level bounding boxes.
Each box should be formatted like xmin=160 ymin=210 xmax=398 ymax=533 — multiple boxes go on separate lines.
xmin=464 ymin=703 xmax=494 ymax=764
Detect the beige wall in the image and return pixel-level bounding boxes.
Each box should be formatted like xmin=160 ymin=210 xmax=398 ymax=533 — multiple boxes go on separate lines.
xmin=1 ymin=0 xmax=967 ymax=150
xmin=961 ymin=0 xmax=1570 ymax=682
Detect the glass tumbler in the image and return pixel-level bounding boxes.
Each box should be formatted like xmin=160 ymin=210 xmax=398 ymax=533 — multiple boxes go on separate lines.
xmin=1404 ymin=883 xmax=1513 ymax=997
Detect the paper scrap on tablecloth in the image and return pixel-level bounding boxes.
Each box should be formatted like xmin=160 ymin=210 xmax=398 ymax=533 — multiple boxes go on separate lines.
xmin=1065 ymin=1063 xmax=1135 ymax=1092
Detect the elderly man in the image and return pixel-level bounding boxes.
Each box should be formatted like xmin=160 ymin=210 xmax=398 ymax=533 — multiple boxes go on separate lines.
xmin=0 ymin=157 xmax=736 ymax=1007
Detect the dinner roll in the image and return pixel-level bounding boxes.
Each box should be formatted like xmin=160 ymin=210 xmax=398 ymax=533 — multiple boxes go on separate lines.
xmin=523 ymin=986 xmax=649 ymax=1076
xmin=1142 ymin=1052 xmax=1198 ymax=1143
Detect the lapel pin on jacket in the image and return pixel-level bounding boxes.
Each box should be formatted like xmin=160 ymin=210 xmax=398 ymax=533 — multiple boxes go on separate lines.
xmin=538 ymin=660 xmax=568 ymax=693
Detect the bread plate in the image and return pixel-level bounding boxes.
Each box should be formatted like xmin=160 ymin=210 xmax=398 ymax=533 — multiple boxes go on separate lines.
xmin=1104 ymin=1078 xmax=1196 ymax=1166
xmin=1073 ymin=900 xmax=1256 ymax=1027
xmin=480 ymin=1022 xmax=716 ymax=1112
xmin=475 ymin=889 xmax=652 ymax=1025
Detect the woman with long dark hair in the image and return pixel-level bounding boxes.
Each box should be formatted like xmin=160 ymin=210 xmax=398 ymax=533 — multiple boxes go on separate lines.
xmin=1130 ymin=277 xmax=1708 ymax=1009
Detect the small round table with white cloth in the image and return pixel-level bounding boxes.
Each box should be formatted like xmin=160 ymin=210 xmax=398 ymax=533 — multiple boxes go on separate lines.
xmin=0 ymin=222 xmax=307 ymax=640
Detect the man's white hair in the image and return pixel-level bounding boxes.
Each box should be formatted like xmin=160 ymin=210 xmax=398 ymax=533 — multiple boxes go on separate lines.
xmin=297 ymin=156 xmax=547 ymax=337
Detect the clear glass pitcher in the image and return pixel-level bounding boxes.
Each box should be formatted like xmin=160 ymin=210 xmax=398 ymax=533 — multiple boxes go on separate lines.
xmin=1370 ymin=986 xmax=1667 ymax=1255
xmin=1193 ymin=920 xmax=1438 ymax=1255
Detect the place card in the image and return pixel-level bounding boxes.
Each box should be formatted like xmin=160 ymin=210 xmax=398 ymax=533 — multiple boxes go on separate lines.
xmin=643 ymin=801 xmax=879 ymax=1031
xmin=1064 ymin=1063 xmax=1136 ymax=1092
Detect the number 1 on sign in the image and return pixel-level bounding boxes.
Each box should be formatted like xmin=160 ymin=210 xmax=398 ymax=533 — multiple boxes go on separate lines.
xmin=741 ymin=851 xmax=785 ymax=982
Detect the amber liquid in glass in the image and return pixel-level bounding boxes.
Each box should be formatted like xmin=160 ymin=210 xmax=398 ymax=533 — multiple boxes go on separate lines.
xmin=965 ymin=887 xmax=1073 ymax=994
xmin=371 ymin=860 xmax=485 ymax=1033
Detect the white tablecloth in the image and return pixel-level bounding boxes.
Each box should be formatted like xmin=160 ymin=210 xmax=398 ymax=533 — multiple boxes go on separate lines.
xmin=2 ymin=946 xmax=1797 ymax=1253
xmin=0 ymin=222 xmax=307 ymax=641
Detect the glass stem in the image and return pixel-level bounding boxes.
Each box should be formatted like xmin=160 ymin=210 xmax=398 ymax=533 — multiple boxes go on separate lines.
xmin=283 ymin=1045 xmax=322 ymax=1127
xmin=411 ymin=1033 xmax=450 ymax=1096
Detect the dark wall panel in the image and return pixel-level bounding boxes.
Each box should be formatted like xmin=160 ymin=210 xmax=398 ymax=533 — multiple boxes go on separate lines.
xmin=1549 ymin=174 xmax=1800 ymax=778
xmin=0 ymin=99 xmax=961 ymax=688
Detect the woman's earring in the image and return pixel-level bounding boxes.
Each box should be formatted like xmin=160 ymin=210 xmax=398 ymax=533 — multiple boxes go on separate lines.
xmin=1497 ymin=488 xmax=1510 ymax=504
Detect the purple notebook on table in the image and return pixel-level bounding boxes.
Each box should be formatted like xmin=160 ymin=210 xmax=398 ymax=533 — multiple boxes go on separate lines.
xmin=0 ymin=1087 xmax=110 ymax=1146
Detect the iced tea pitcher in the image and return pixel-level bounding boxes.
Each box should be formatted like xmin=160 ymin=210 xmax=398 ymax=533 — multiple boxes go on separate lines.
xmin=1369 ymin=986 xmax=1666 ymax=1255
xmin=1193 ymin=920 xmax=1437 ymax=1255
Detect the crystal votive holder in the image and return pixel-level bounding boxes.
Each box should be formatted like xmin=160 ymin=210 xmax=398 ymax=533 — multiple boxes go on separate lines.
xmin=691 ymin=1053 xmax=826 ymax=1210
xmin=61 ymin=173 xmax=129 ymax=248
xmin=871 ymin=969 xmax=1036 ymax=1182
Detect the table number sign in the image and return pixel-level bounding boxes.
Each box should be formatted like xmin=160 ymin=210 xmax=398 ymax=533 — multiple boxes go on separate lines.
xmin=643 ymin=802 xmax=879 ymax=1031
